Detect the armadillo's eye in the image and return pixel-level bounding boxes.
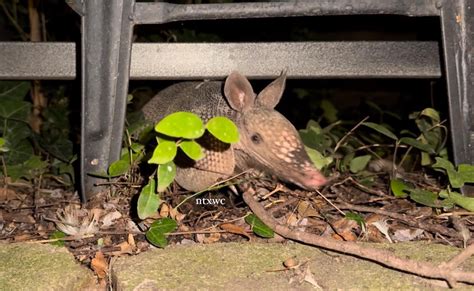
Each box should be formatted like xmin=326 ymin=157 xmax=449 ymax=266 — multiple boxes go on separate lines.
xmin=251 ymin=133 xmax=262 ymax=144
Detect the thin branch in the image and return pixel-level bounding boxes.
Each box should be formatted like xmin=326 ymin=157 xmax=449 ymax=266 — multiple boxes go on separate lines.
xmin=242 ymin=188 xmax=474 ymax=286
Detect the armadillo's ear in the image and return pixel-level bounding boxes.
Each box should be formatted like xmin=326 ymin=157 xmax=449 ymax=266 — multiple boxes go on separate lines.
xmin=224 ymin=71 xmax=255 ymax=112
xmin=256 ymin=70 xmax=286 ymax=109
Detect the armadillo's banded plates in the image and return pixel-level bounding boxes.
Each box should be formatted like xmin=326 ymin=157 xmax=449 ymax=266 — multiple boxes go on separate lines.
xmin=175 ymin=133 xmax=235 ymax=192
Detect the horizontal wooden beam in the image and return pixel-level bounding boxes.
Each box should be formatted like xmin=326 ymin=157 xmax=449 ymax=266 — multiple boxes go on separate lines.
xmin=0 ymin=41 xmax=441 ymax=80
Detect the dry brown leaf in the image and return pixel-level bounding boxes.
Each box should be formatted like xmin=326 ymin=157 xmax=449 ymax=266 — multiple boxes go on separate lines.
xmin=283 ymin=257 xmax=299 ymax=268
xmin=196 ymin=232 xmax=221 ymax=244
xmin=159 ymin=203 xmax=170 ymax=218
xmin=110 ymin=241 xmax=134 ymax=256
xmin=91 ymin=251 xmax=108 ymax=279
xmin=101 ymin=210 xmax=122 ymax=228
xmin=297 ymin=201 xmax=320 ymax=217
xmin=128 ymin=234 xmax=136 ymax=248
xmin=286 ymin=213 xmax=299 ymax=226
xmin=3 ymin=212 xmax=36 ymax=224
xmin=169 ymin=207 xmax=178 ymax=220
xmin=331 ymin=218 xmax=358 ymax=241
xmin=14 ymin=234 xmax=32 ymax=242
xmin=102 ymin=235 xmax=113 ymax=246
xmin=0 ymin=188 xmax=18 ymax=201
xmin=175 ymin=212 xmax=186 ymax=223
xmin=220 ymin=223 xmax=251 ymax=240
xmin=366 ymin=214 xmax=391 ymax=242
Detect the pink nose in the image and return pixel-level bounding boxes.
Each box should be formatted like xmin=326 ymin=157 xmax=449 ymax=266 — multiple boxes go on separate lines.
xmin=300 ymin=169 xmax=327 ymax=189
xmin=304 ymin=170 xmax=327 ymax=188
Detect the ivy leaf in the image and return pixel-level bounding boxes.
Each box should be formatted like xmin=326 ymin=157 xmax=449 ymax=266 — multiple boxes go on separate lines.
xmin=157 ymin=161 xmax=176 ymax=192
xmin=305 ymin=146 xmax=332 ymax=170
xmin=0 ymin=99 xmax=31 ymax=121
xmin=439 ymin=190 xmax=474 ymax=212
xmin=148 ymin=139 xmax=177 ymax=165
xmin=145 ymin=231 xmax=167 ymax=248
xmin=390 ymin=179 xmax=410 ymax=198
xmin=349 ymin=155 xmax=372 ymax=173
xmin=206 ymin=116 xmax=239 ymax=144
xmin=137 ymin=179 xmax=161 ymax=220
xmin=320 ymin=99 xmax=338 ymax=123
xmin=0 ymin=81 xmax=30 ymax=100
xmin=362 ymin=122 xmax=398 ymax=141
xmin=0 ymin=137 xmax=8 ymax=152
xmin=433 ymin=157 xmax=464 ymax=188
xmin=108 ymin=159 xmax=130 ymax=177
xmin=408 ymin=189 xmax=442 ymax=208
xmin=49 ymin=231 xmax=66 ymax=247
xmin=155 ymin=112 xmax=204 ymax=139
xmin=146 ymin=218 xmax=178 ymax=248
xmin=345 ymin=212 xmax=366 ymax=229
xmin=245 ymin=214 xmax=274 ymax=238
xmin=420 ymin=108 xmax=440 ymax=123
xmin=458 ymin=164 xmax=474 ymax=184
xmin=179 ymin=140 xmax=204 ymax=161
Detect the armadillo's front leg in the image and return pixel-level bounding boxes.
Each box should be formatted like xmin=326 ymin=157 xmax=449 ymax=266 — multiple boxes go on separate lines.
xmin=174 ymin=134 xmax=235 ymax=192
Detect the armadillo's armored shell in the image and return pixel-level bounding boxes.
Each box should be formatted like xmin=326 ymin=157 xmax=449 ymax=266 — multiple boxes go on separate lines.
xmin=142 ymin=81 xmax=238 ymax=191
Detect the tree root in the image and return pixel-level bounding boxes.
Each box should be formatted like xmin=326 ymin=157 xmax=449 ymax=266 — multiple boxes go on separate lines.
xmin=242 ymin=188 xmax=474 ymax=287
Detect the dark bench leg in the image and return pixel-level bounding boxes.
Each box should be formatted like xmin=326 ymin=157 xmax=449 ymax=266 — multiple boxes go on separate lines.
xmin=78 ymin=0 xmax=135 ymax=200
xmin=441 ymin=0 xmax=474 ymax=194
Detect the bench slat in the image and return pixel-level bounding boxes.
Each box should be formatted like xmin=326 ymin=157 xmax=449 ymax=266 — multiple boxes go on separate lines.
xmin=0 ymin=41 xmax=441 ymax=80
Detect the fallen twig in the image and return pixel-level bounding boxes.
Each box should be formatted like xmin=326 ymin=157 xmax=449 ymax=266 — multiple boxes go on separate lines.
xmin=242 ymin=188 xmax=474 ymax=287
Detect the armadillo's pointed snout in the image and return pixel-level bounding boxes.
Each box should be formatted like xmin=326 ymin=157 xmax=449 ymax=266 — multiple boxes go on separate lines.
xmin=289 ymin=163 xmax=327 ymax=190
xmin=303 ymin=169 xmax=327 ymax=189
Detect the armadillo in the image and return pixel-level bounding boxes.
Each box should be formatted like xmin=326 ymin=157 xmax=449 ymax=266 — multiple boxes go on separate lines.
xmin=142 ymin=71 xmax=327 ymax=192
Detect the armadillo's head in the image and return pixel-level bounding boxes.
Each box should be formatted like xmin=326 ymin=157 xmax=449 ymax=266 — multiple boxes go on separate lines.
xmin=223 ymin=71 xmax=327 ymax=190
xmin=236 ymin=108 xmax=326 ymax=190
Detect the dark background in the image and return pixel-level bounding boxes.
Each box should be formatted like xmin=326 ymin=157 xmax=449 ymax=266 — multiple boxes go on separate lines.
xmin=0 ymin=0 xmax=449 ymax=153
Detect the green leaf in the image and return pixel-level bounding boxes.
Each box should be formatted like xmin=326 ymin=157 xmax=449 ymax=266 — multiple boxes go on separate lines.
xmin=206 ymin=116 xmax=239 ymax=144
xmin=2 ymin=121 xmax=31 ymax=144
xmin=349 ymin=155 xmax=372 ymax=173
xmin=345 ymin=212 xmax=366 ymax=228
xmin=148 ymin=139 xmax=177 ymax=164
xmin=300 ymin=128 xmax=331 ymax=153
xmin=108 ymin=159 xmax=130 ymax=177
xmin=305 ymin=147 xmax=332 ymax=170
xmin=432 ymin=157 xmax=464 ymax=188
xmin=421 ymin=152 xmax=432 ymax=166
xmin=432 ymin=157 xmax=455 ymax=172
xmin=390 ymin=179 xmax=410 ymax=198
xmin=0 ymin=99 xmax=31 ymax=121
xmin=320 ymin=99 xmax=338 ymax=123
xmin=362 ymin=122 xmax=398 ymax=141
xmin=146 ymin=230 xmax=168 ymax=248
xmin=157 ymin=161 xmax=176 ymax=192
xmin=245 ymin=214 xmax=274 ymax=238
xmin=420 ymin=108 xmax=440 ymax=123
xmin=0 ymin=81 xmax=30 ymax=100
xmin=49 ymin=231 xmax=66 ymax=247
xmin=408 ymin=189 xmax=441 ymax=208
xmin=130 ymin=143 xmax=144 ymax=153
xmin=6 ymin=155 xmax=48 ymax=181
xmin=399 ymin=137 xmax=436 ymax=154
xmin=137 ymin=179 xmax=161 ymax=220
xmin=146 ymin=217 xmax=178 ymax=247
xmin=0 ymin=137 xmax=7 ymax=152
xmin=155 ymin=112 xmax=205 ymax=139
xmin=179 ymin=140 xmax=204 ymax=161
xmin=458 ymin=164 xmax=474 ymax=184
xmin=37 ymin=136 xmax=74 ymax=163
xmin=149 ymin=217 xmax=178 ymax=233
xmin=439 ymin=190 xmax=474 ymax=212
